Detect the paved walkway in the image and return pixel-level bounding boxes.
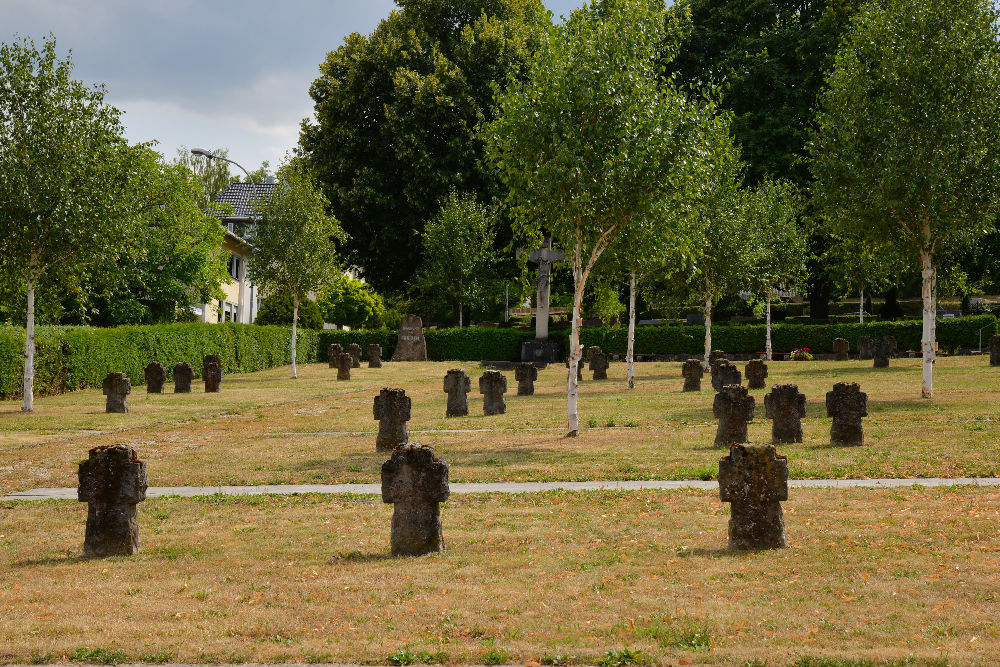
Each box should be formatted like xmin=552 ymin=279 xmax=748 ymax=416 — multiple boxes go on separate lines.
xmin=5 ymin=477 xmax=999 ymax=502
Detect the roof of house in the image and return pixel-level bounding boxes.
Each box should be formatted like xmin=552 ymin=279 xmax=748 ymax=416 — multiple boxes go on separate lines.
xmin=209 ymin=181 xmax=277 ymax=220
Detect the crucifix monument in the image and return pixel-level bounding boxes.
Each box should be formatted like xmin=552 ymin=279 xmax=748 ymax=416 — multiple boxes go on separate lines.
xmin=520 ymin=238 xmax=565 ymax=363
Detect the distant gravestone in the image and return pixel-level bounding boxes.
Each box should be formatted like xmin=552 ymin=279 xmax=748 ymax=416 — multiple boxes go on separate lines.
xmin=682 ymin=359 xmax=704 ymax=392
xmin=203 ymin=355 xmax=222 ymax=380
xmin=832 ymin=338 xmax=850 ymax=361
xmin=745 ymin=359 xmax=768 ymax=390
xmin=589 ymin=349 xmax=609 ymax=380
xmin=873 ymin=337 xmax=893 ymax=368
xmin=586 ymin=345 xmax=603 ymax=362
xmin=328 ymin=344 xmax=343 ymax=368
xmin=173 ymin=363 xmax=194 ymax=393
xmin=479 ymin=370 xmax=508 ymax=416
xmin=719 ymin=443 xmax=788 ymax=550
xmin=858 ymin=336 xmax=874 ymax=360
xmin=514 ymin=363 xmax=538 ymax=396
xmin=373 ymin=388 xmax=411 ymax=452
xmin=347 ymin=343 xmax=362 ymax=368
xmin=990 ymin=334 xmax=1000 ymax=367
xmin=336 ymin=353 xmax=352 ymax=381
xmin=368 ymin=344 xmax=383 ymax=369
xmin=826 ymin=382 xmax=868 ymax=447
xmin=381 ymin=443 xmax=449 ymax=556
xmin=885 ymin=335 xmax=898 ymax=358
xmin=711 ymin=360 xmax=742 ymax=392
xmin=709 ymin=349 xmax=727 ymax=366
xmin=204 ymin=361 xmax=222 ymax=393
xmin=103 ymin=373 xmax=131 ymax=413
xmin=78 ymin=444 xmax=147 ymax=558
xmin=144 ymin=362 xmax=166 ymax=394
xmin=443 ymin=369 xmax=471 ymax=417
xmin=392 ymin=314 xmax=428 ymax=361
xmin=764 ymin=384 xmax=806 ymax=444
xmin=713 ymin=384 xmax=754 ymax=447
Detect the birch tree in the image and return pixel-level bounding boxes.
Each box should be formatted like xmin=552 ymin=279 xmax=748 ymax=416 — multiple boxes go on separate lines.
xmin=248 ymin=160 xmax=346 ymax=379
xmin=483 ymin=0 xmax=725 ymax=435
xmin=0 ymin=36 xmax=143 ymax=411
xmin=810 ymin=0 xmax=1000 ymax=397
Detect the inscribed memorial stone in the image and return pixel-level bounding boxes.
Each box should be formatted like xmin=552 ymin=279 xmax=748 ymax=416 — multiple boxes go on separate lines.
xmin=719 ymin=443 xmax=788 ymax=550
xmin=589 ymin=349 xmax=609 ymax=380
xmin=682 ymin=359 xmax=704 ymax=392
xmin=392 ymin=315 xmax=427 ymax=361
xmin=203 ymin=355 xmax=222 ymax=379
xmin=336 ymin=353 xmax=352 ymax=381
xmin=858 ymin=336 xmax=874 ymax=360
xmin=713 ymin=384 xmax=754 ymax=447
xmin=204 ymin=361 xmax=222 ymax=393
xmin=745 ymin=359 xmax=768 ymax=390
xmin=479 ymin=370 xmax=508 ymax=416
xmin=873 ymin=337 xmax=893 ymax=368
xmin=173 ymin=363 xmax=194 ymax=393
xmin=833 ymin=338 xmax=850 ymax=361
xmin=78 ymin=444 xmax=147 ymax=558
xmin=514 ymin=363 xmax=538 ymax=395
xmin=764 ymin=384 xmax=806 ymax=444
xmin=103 ymin=373 xmax=131 ymax=413
xmin=826 ymin=382 xmax=868 ymax=447
xmin=368 ymin=344 xmax=383 ymax=368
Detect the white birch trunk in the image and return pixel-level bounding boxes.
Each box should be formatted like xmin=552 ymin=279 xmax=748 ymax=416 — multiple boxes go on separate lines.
xmin=458 ymin=303 xmax=463 ymax=329
xmin=703 ymin=290 xmax=713 ymax=367
xmin=627 ymin=271 xmax=637 ymax=390
xmin=765 ymin=292 xmax=773 ymax=361
xmin=22 ymin=278 xmax=35 ymax=412
xmin=920 ymin=250 xmax=936 ymax=398
xmin=567 ymin=241 xmax=584 ymax=437
xmin=859 ymin=285 xmax=865 ymax=324
xmin=291 ymin=296 xmax=299 ymax=379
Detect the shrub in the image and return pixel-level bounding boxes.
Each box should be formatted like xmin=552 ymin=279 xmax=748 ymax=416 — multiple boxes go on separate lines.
xmin=254 ymin=292 xmax=324 ymax=330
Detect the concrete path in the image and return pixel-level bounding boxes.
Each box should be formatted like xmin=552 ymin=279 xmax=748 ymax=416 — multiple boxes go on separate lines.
xmin=5 ymin=477 xmax=999 ymax=502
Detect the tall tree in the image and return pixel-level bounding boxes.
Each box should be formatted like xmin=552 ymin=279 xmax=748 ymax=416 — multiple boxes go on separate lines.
xmin=0 ymin=35 xmax=145 ymax=411
xmin=173 ymin=146 xmax=233 ymax=210
xmin=810 ymin=0 xmax=1000 ymax=397
xmin=298 ymin=0 xmax=549 ymax=294
xmin=483 ymin=0 xmax=728 ymax=435
xmin=248 ymin=160 xmax=346 ymax=379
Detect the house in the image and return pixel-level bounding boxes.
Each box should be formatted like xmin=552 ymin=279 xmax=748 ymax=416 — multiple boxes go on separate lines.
xmin=194 ymin=179 xmax=276 ymax=324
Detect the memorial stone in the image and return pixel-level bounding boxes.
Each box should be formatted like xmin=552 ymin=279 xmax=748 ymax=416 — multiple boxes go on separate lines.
xmin=682 ymin=359 xmax=704 ymax=392
xmin=381 ymin=443 xmax=449 ymax=556
xmin=745 ymin=359 xmax=768 ymax=390
xmin=886 ymin=335 xmax=898 ymax=358
xmin=103 ymin=372 xmax=131 ymax=413
xmin=713 ymin=384 xmax=754 ymax=447
xmin=328 ymin=344 xmax=343 ymax=368
xmin=873 ymin=337 xmax=893 ymax=368
xmin=826 ymin=382 xmax=868 ymax=447
xmin=711 ymin=360 xmax=742 ymax=392
xmin=203 ymin=355 xmax=222 ymax=380
xmin=833 ymin=338 xmax=850 ymax=361
xmin=589 ymin=350 xmax=609 ymax=380
xmin=858 ymin=336 xmax=874 ymax=360
xmin=368 ymin=344 xmax=383 ymax=368
xmin=144 ymin=362 xmax=166 ymax=394
xmin=336 ymin=353 xmax=352 ymax=381
xmin=479 ymin=370 xmax=508 ymax=416
xmin=514 ymin=363 xmax=538 ymax=395
xmin=764 ymin=384 xmax=806 ymax=444
xmin=373 ymin=388 xmax=411 ymax=452
xmin=709 ymin=350 xmax=727 ymax=374
xmin=204 ymin=361 xmax=222 ymax=393
xmin=586 ymin=346 xmax=602 ymax=362
xmin=347 ymin=343 xmax=362 ymax=368
xmin=990 ymin=334 xmax=1000 ymax=367
xmin=392 ymin=315 xmax=428 ymax=361
xmin=78 ymin=444 xmax=148 ymax=558
xmin=719 ymin=443 xmax=788 ymax=550
xmin=443 ymin=369 xmax=472 ymax=417
xmin=173 ymin=363 xmax=194 ymax=393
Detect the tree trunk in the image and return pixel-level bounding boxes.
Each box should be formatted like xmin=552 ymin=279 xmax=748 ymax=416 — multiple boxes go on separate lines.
xmin=22 ymin=278 xmax=35 ymax=412
xmin=765 ymin=292 xmax=773 ymax=361
xmin=703 ymin=288 xmax=713 ymax=367
xmin=627 ymin=271 xmax=637 ymax=390
xmin=567 ymin=242 xmax=584 ymax=437
xmin=458 ymin=302 xmax=463 ymax=329
xmin=859 ymin=285 xmax=865 ymax=324
xmin=920 ymin=249 xmax=936 ymax=398
xmin=291 ymin=296 xmax=299 ymax=379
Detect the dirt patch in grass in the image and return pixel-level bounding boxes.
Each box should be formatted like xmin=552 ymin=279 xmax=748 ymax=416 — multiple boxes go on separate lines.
xmin=2 ymin=358 xmax=999 ymax=493
xmin=1 ymin=486 xmax=994 ymax=665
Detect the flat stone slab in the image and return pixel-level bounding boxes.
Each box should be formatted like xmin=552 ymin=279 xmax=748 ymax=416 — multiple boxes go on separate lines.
xmin=6 ymin=477 xmax=1000 ymax=502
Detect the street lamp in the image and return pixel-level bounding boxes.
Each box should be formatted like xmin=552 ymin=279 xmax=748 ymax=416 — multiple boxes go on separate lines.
xmin=190 ymin=148 xmax=258 ymax=202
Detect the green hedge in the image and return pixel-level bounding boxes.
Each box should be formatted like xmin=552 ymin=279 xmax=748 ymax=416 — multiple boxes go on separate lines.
xmin=0 ymin=322 xmax=319 ymax=399
xmin=425 ymin=327 xmax=533 ymax=361
xmin=318 ymin=329 xmax=399 ymax=361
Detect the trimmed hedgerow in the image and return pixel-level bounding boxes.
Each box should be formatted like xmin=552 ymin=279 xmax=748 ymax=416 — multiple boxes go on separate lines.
xmin=424 ymin=327 xmax=533 ymax=362
xmin=318 ymin=329 xmax=399 ymax=362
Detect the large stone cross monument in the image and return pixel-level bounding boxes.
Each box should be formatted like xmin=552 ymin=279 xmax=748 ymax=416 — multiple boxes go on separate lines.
xmin=520 ymin=238 xmax=565 ymax=363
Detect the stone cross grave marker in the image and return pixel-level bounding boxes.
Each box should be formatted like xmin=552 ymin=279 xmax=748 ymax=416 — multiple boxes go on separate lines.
xmin=833 ymin=338 xmax=850 ymax=361
xmin=392 ymin=315 xmax=428 ymax=361
xmin=369 ymin=344 xmax=383 ymax=368
xmin=682 ymin=359 xmax=704 ymax=392
xmin=885 ymin=335 xmax=898 ymax=358
xmin=204 ymin=361 xmax=222 ymax=393
xmin=719 ymin=443 xmax=788 ymax=550
xmin=347 ymin=343 xmax=362 ymax=368
xmin=144 ymin=362 xmax=166 ymax=394
xmin=173 ymin=363 xmax=194 ymax=393
xmin=373 ymin=388 xmax=411 ymax=452
xmin=203 ymin=354 xmax=222 ymax=380
xmin=514 ymin=362 xmax=538 ymax=396
xmin=103 ymin=372 xmax=131 ymax=413
xmin=873 ymin=337 xmax=893 ymax=368
xmin=826 ymin=382 xmax=867 ymax=447
xmin=745 ymin=359 xmax=768 ymax=390
xmin=78 ymin=444 xmax=148 ymax=558
xmin=589 ymin=348 xmax=609 ymax=380
xmin=336 ymin=353 xmax=352 ymax=381
xmin=713 ymin=384 xmax=754 ymax=447
xmin=764 ymin=384 xmax=806 ymax=444
xmin=711 ymin=360 xmax=742 ymax=392
xmin=858 ymin=336 xmax=874 ymax=360
xmin=709 ymin=350 xmax=727 ymax=374
xmin=381 ymin=443 xmax=449 ymax=556
xmin=479 ymin=370 xmax=508 ymax=416
xmin=522 ymin=238 xmax=566 ymax=341
xmin=443 ymin=369 xmax=471 ymax=417
xmin=328 ymin=344 xmax=343 ymax=368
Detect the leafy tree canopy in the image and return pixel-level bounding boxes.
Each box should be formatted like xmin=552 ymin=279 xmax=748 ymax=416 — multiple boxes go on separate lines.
xmin=255 ymin=291 xmax=324 ymax=330
xmin=318 ymin=275 xmax=388 ymax=329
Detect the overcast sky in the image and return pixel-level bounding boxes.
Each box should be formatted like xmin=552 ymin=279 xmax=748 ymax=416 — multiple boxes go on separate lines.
xmin=3 ymin=0 xmax=584 ymax=177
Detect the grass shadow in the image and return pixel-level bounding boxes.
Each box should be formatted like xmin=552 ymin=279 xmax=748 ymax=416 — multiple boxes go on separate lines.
xmin=14 ymin=554 xmax=89 ymax=567
xmin=328 ymin=551 xmax=405 ymax=563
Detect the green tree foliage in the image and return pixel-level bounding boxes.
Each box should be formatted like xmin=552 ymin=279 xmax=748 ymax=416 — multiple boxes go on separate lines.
xmin=298 ymin=0 xmax=549 ymax=293
xmin=173 ymin=145 xmax=234 ymax=211
xmin=412 ymin=191 xmax=499 ymax=327
xmin=827 ymin=233 xmax=909 ymax=323
xmin=255 ymin=291 xmax=324 ymax=330
xmin=248 ymin=159 xmax=346 ymax=378
xmin=318 ymin=275 xmax=387 ymax=329
xmin=483 ymin=0 xmax=729 ymax=435
xmin=0 ymin=35 xmax=147 ymax=411
xmin=809 ymin=0 xmax=1000 ymax=397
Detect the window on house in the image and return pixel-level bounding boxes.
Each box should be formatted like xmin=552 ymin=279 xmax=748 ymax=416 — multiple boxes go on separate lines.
xmin=228 ymin=255 xmax=242 ymax=281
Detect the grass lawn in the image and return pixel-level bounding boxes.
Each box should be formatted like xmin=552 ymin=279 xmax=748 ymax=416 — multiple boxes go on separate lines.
xmin=2 ymin=357 xmax=998 ymax=493
xmin=1 ymin=486 xmax=996 ymax=666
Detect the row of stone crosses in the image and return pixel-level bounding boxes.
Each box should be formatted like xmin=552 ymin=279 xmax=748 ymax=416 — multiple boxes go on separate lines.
xmin=102 ymin=356 xmax=226 ymax=413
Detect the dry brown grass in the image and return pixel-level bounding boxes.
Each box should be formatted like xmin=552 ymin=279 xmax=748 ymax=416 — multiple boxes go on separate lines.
xmin=2 ymin=357 xmax=999 ymax=494
xmin=1 ymin=486 xmax=997 ymax=665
